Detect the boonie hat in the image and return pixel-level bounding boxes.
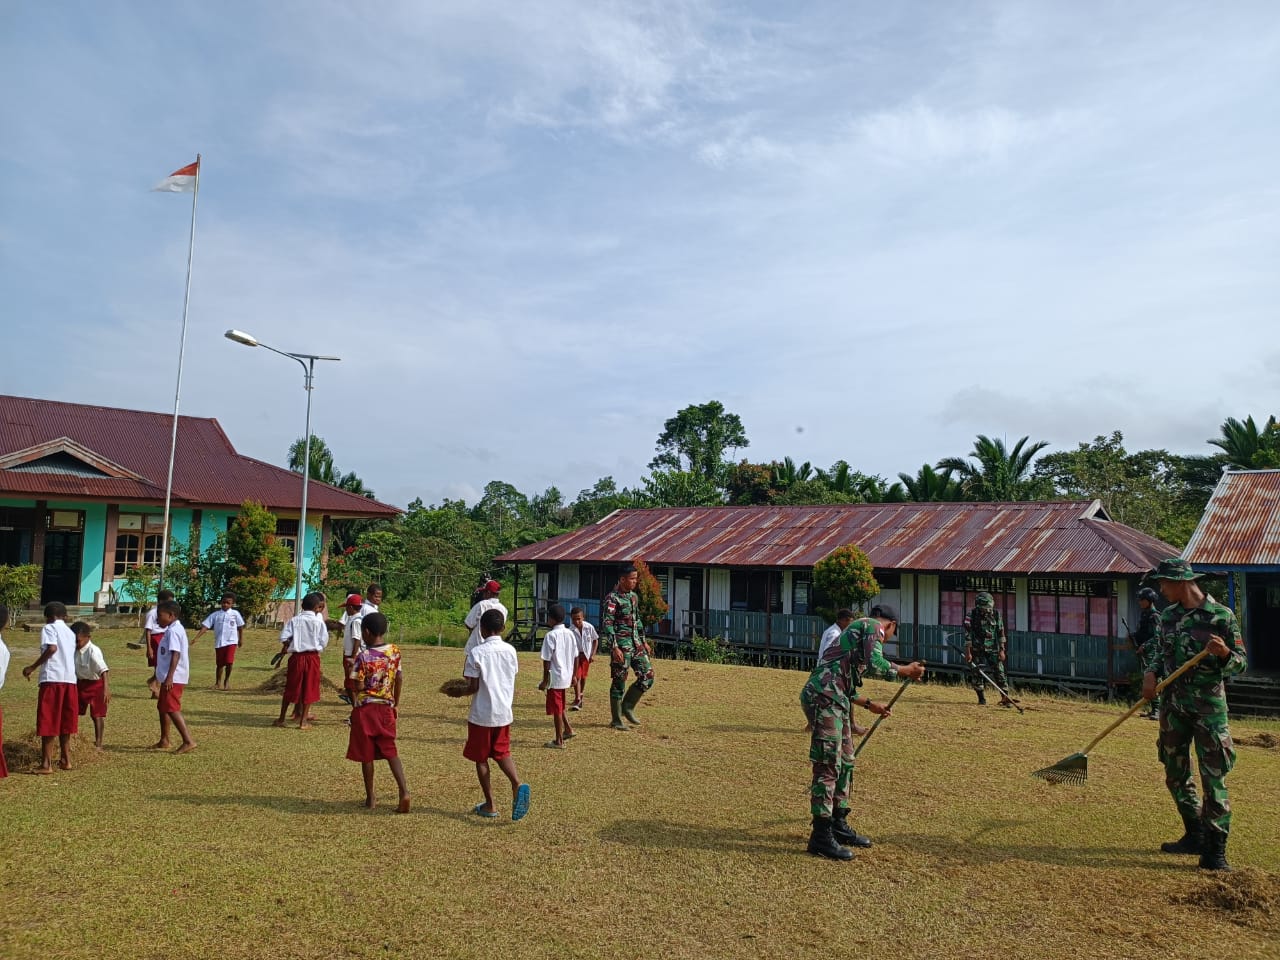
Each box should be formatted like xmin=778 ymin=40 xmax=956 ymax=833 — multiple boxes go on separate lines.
xmin=871 ymin=603 xmax=899 ymax=622
xmin=345 ymin=593 xmax=363 ymax=607
xmin=1146 ymin=558 xmax=1202 ymax=582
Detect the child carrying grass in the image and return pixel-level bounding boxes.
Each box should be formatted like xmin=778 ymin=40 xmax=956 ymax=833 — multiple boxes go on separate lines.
xmin=346 ymin=612 xmax=410 ymax=813
xmin=461 ymin=608 xmax=529 ymax=821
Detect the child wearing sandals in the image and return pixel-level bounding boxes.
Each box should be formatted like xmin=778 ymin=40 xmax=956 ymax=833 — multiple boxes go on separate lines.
xmin=538 ymin=603 xmax=577 ymax=749
xmin=346 ymin=612 xmax=410 ymax=813
xmin=462 ymin=608 xmax=530 ymax=820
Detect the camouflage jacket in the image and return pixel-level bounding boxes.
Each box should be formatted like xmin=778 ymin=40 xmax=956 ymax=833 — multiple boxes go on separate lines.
xmin=1143 ymin=593 xmax=1246 ymax=701
xmin=964 ymin=606 xmax=1005 ymax=652
xmin=1131 ymin=607 xmax=1161 ymax=653
xmin=601 ymin=590 xmax=642 ymax=651
xmin=801 ymin=617 xmax=897 ymax=712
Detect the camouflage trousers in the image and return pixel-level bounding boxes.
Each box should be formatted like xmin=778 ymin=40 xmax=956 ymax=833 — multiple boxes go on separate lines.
xmin=969 ymin=652 xmax=1008 ymax=693
xmin=1158 ymin=697 xmax=1236 ymax=836
xmin=801 ymin=693 xmax=854 ymax=819
xmin=609 ymin=645 xmax=655 ymax=703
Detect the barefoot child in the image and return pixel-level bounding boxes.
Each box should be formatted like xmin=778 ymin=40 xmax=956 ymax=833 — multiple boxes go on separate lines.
xmin=338 ymin=593 xmax=365 ymax=707
xmin=538 ymin=603 xmax=577 ymax=749
xmin=462 ymin=608 xmax=530 ymax=820
xmin=569 ymin=606 xmax=598 ymax=711
xmin=0 ymin=605 xmax=11 ymax=778
xmin=346 ymin=612 xmax=410 ymax=812
xmin=21 ymin=602 xmax=78 ymax=773
xmin=154 ymin=601 xmax=197 ymax=754
xmin=141 ymin=589 xmax=175 ymax=699
xmin=194 ymin=592 xmax=245 ymax=690
xmin=72 ymin=622 xmax=110 ymax=750
xmin=275 ymin=592 xmax=329 ymax=729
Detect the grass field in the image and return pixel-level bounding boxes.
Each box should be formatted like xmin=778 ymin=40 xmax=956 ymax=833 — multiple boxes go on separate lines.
xmin=2 ymin=627 xmax=1278 ymax=960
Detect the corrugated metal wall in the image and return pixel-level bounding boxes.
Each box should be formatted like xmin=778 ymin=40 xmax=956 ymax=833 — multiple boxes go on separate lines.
xmin=708 ymin=569 xmax=730 ymax=609
xmin=916 ymin=575 xmax=940 ymax=625
xmin=559 ymin=563 xmax=579 ymax=598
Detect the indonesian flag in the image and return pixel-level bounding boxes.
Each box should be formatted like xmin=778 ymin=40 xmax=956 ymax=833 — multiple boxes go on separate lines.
xmin=152 ymin=159 xmax=199 ymax=193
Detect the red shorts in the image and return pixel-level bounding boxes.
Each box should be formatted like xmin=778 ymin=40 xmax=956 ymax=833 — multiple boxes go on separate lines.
xmin=346 ymin=703 xmax=398 ymax=762
xmin=77 ymin=679 xmax=108 ymax=718
xmin=147 ymin=632 xmax=164 ymax=668
xmin=574 ymin=654 xmax=592 ymax=680
xmin=36 ymin=682 xmax=79 ymax=736
xmin=544 ymin=687 xmax=567 ymax=716
xmin=283 ymin=651 xmax=322 ymax=705
xmin=0 ymin=704 xmax=9 ymax=778
xmin=157 ymin=683 xmax=185 ymax=713
xmin=215 ymin=645 xmax=237 ymax=667
xmin=463 ymin=722 xmax=511 ymax=762
xmin=342 ymin=656 xmax=358 ymax=692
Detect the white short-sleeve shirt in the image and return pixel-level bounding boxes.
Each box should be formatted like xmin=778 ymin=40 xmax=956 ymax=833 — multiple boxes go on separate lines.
xmin=201 ymin=608 xmax=245 ymax=648
xmin=572 ymin=620 xmax=599 ymax=659
xmin=144 ymin=607 xmax=162 ymax=634
xmin=280 ymin=610 xmax=329 ymax=653
xmin=0 ymin=635 xmax=10 ymax=691
xmin=540 ymin=623 xmax=578 ymax=690
xmin=39 ymin=621 xmax=77 ymax=684
xmin=156 ymin=621 xmax=191 ymax=685
xmin=463 ymin=636 xmax=518 ymax=727
xmin=342 ymin=613 xmax=364 ymax=658
xmin=464 ymin=598 xmax=508 ymax=654
xmin=817 ymin=623 xmax=844 ymax=660
xmin=74 ymin=640 xmax=110 ymax=681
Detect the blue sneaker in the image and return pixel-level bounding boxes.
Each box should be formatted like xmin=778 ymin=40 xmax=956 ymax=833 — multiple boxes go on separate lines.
xmin=512 ymin=783 xmax=531 ymax=822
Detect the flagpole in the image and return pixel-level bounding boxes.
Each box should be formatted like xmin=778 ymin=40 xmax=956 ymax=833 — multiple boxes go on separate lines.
xmin=159 ymin=154 xmax=200 ymax=589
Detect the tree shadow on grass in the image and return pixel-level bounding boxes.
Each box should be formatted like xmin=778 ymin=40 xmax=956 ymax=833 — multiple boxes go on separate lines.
xmin=598 ymin=818 xmax=797 ymax=856
xmin=880 ymin=828 xmax=1190 ymax=872
xmin=149 ymin=793 xmax=473 ymax=821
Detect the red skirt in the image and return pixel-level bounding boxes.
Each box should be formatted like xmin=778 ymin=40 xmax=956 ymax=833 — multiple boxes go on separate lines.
xmin=346 ymin=703 xmax=397 ymax=762
xmin=284 ymin=651 xmax=321 ymax=705
xmin=37 ymin=682 xmax=79 ymax=736
xmin=77 ymin=679 xmax=108 ymax=718
xmin=463 ymin=722 xmax=511 ymax=762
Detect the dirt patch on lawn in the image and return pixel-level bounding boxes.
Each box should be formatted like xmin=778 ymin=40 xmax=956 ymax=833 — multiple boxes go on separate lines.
xmin=1235 ymin=732 xmax=1278 ymax=749
xmin=1173 ymin=869 xmax=1280 ymax=928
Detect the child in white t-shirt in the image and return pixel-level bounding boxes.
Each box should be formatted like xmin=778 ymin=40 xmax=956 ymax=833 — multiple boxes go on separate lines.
xmin=154 ymin=601 xmax=196 ymax=754
xmin=72 ymin=622 xmax=110 ymax=750
xmin=538 ymin=603 xmax=577 ymax=749
xmin=194 ymin=592 xmax=246 ymax=690
xmin=22 ymin=601 xmax=78 ymax=773
xmin=461 ymin=608 xmax=529 ymax=821
xmin=274 ymin=592 xmax=329 ymax=729
xmin=569 ymin=607 xmax=599 ymax=711
xmin=0 ymin=603 xmax=11 ymax=778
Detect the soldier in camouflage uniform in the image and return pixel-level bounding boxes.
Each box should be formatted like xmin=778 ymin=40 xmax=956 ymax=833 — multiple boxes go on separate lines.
xmin=1128 ymin=586 xmax=1162 ymax=719
xmin=799 ymin=603 xmax=925 ymax=860
xmin=602 ymin=565 xmax=654 ymax=731
xmin=963 ymin=592 xmax=1013 ymax=707
xmin=1142 ymin=558 xmax=1247 ymax=872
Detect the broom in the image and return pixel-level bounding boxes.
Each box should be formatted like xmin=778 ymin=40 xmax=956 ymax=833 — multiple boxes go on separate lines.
xmin=852 ymin=667 xmax=920 ymax=758
xmin=1031 ymin=646 xmax=1212 ymax=784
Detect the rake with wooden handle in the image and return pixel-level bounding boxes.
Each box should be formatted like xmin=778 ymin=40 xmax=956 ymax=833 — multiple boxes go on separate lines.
xmin=1031 ymin=646 xmax=1212 ymax=784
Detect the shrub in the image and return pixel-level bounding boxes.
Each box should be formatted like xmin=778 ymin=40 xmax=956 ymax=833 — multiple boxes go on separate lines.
xmin=689 ymin=633 xmax=738 ymax=664
xmin=633 ymin=557 xmax=669 ymax=630
xmin=0 ymin=564 xmax=41 ymax=615
xmin=812 ymin=543 xmax=879 ymax=622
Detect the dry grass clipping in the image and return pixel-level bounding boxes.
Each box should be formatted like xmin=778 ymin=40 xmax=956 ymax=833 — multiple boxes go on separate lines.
xmin=254 ymin=667 xmax=342 ymax=694
xmin=439 ymin=677 xmax=471 ymax=698
xmin=3 ymin=729 xmax=110 ymax=771
xmin=1237 ymin=732 xmax=1279 ymax=749
xmin=1173 ymin=869 xmax=1280 ymax=927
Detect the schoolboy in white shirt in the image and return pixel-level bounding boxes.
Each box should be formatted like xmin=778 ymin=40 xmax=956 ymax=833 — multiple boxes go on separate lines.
xmin=140 ymin=589 xmax=175 ymax=699
xmin=461 ymin=608 xmax=530 ymax=821
xmin=22 ymin=601 xmax=79 ymax=773
xmin=463 ymin=579 xmax=507 ymax=656
xmin=538 ymin=603 xmax=578 ymax=749
xmin=338 ymin=593 xmax=365 ymax=707
xmin=274 ymin=592 xmax=329 ymax=729
xmin=569 ymin=606 xmax=599 ymax=711
xmin=0 ymin=604 xmax=12 ymax=778
xmin=194 ymin=592 xmax=246 ymax=690
xmin=154 ymin=601 xmax=197 ymax=754
xmin=71 ymin=622 xmax=110 ymax=750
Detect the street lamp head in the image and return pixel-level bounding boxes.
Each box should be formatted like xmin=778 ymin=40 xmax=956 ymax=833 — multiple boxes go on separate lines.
xmin=224 ymin=329 xmax=259 ymax=347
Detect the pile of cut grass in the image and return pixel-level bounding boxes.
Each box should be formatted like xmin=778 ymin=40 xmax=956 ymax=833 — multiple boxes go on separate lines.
xmin=1 ymin=627 xmax=1277 ymax=960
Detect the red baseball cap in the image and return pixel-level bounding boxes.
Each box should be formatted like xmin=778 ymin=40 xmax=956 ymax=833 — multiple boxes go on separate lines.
xmin=345 ymin=593 xmax=364 ymax=607
xmin=485 ymin=580 xmax=501 ymax=593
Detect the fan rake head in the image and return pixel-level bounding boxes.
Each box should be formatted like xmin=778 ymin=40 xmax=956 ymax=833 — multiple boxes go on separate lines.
xmin=1031 ymin=752 xmax=1088 ymax=785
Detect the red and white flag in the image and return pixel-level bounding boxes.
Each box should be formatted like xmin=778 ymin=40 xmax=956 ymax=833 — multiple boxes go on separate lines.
xmin=152 ymin=159 xmax=200 ymax=193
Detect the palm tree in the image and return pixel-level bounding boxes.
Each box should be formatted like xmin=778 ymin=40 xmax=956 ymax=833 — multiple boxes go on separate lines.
xmin=898 ymin=464 xmax=963 ymax=502
xmin=1208 ymin=415 xmax=1280 ymax=468
xmin=288 ymin=436 xmax=338 ymax=485
xmin=937 ymin=435 xmax=1050 ymax=501
xmin=771 ymin=457 xmax=814 ymax=492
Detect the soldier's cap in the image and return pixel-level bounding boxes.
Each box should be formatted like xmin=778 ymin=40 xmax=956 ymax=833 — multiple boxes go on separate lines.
xmin=870 ymin=603 xmax=898 ymax=622
xmin=1146 ymin=558 xmax=1202 ymax=582
xmin=976 ymin=591 xmax=994 ymax=606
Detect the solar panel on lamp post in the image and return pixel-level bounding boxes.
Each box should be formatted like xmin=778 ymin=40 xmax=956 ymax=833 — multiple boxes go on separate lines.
xmin=224 ymin=329 xmax=340 ymax=614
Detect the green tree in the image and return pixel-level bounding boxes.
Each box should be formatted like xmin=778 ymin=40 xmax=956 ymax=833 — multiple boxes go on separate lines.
xmin=770 ymin=478 xmax=859 ymax=505
xmin=225 ymin=501 xmax=297 ymax=622
xmin=0 ymin=564 xmax=42 ymax=613
xmin=938 ymin=435 xmax=1051 ymax=501
xmin=639 ymin=469 xmax=724 ymax=507
xmin=812 ymin=544 xmax=879 ymax=622
xmin=570 ymin=477 xmax=643 ymax=525
xmin=898 ymin=464 xmax=963 ymax=502
xmin=288 ymin=435 xmax=339 ymax=485
xmin=723 ymin=460 xmax=777 ymax=505
xmin=649 ymin=401 xmax=749 ymax=482
xmin=771 ymin=457 xmax=814 ymax=492
xmin=1208 ymin=415 xmax=1280 ymax=468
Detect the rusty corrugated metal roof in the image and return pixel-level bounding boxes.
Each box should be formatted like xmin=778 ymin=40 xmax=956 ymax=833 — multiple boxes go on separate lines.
xmin=1183 ymin=469 xmax=1280 ymax=567
xmin=0 ymin=395 xmax=399 ymax=517
xmin=497 ymin=501 xmax=1177 ymax=574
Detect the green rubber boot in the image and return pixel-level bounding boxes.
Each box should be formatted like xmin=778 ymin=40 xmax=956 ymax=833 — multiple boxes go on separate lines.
xmin=621 ymin=684 xmax=644 ymax=725
xmin=609 ymin=698 xmax=629 ymax=731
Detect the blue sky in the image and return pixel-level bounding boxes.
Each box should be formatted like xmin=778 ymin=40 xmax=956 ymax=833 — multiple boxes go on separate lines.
xmin=2 ymin=2 xmax=1277 ymax=509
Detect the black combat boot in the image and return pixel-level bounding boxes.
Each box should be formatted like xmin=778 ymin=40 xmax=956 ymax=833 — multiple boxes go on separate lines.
xmin=976 ymin=689 xmax=986 ymax=705
xmin=1198 ymin=831 xmax=1231 ymax=871
xmin=832 ymin=809 xmax=872 ymax=848
xmin=609 ymin=698 xmax=629 ymax=731
xmin=807 ymin=817 xmax=854 ymax=861
xmin=621 ymin=684 xmax=643 ymax=725
xmin=1160 ymin=813 xmax=1203 ymax=855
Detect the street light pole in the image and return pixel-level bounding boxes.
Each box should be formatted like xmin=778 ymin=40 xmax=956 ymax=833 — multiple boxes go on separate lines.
xmin=225 ymin=330 xmax=339 ymax=613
